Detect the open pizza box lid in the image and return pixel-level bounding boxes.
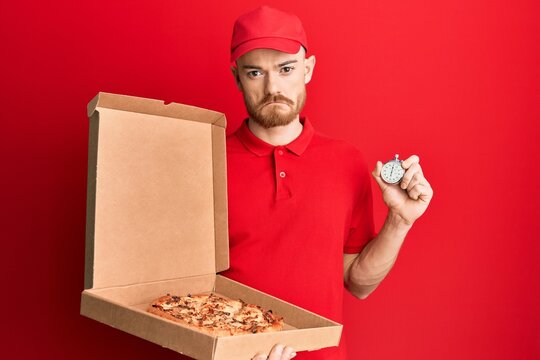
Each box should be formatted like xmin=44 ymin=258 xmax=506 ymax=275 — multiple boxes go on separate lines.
xmin=80 ymin=92 xmax=342 ymax=359
xmin=83 ymin=91 xmax=229 ymax=289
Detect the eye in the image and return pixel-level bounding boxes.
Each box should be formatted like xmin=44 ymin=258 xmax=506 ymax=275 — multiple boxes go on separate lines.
xmin=281 ymin=66 xmax=294 ymax=74
xmin=247 ymin=70 xmax=262 ymax=78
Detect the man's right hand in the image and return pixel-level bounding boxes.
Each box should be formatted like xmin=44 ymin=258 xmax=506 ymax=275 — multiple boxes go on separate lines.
xmin=251 ymin=344 xmax=296 ymax=360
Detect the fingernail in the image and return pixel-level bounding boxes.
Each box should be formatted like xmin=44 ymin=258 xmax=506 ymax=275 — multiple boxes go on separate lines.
xmin=291 ymin=353 xmax=297 ymax=359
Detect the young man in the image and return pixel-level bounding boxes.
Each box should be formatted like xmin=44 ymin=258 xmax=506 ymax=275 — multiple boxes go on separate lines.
xmin=222 ymin=6 xmax=433 ymax=360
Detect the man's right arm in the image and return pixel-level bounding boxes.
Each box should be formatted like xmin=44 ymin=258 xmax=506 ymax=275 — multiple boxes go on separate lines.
xmin=343 ymin=213 xmax=408 ymax=299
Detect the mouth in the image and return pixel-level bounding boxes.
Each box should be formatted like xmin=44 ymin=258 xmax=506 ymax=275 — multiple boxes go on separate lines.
xmin=264 ymin=101 xmax=289 ymax=107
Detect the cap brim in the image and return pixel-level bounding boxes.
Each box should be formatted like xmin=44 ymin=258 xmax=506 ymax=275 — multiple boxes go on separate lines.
xmin=230 ymin=38 xmax=303 ymax=63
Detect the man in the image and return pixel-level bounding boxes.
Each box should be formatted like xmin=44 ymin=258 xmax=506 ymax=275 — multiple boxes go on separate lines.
xmin=221 ymin=6 xmax=433 ymax=360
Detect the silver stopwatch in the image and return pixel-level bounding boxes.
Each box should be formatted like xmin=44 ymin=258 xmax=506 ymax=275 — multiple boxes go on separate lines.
xmin=381 ymin=154 xmax=405 ymax=184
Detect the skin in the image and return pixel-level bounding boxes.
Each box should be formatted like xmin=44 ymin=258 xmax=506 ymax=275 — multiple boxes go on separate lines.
xmin=231 ymin=47 xmax=434 ymax=360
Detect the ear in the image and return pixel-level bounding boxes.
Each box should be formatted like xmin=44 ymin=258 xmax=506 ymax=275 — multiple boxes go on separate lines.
xmin=230 ymin=65 xmax=243 ymax=92
xmin=304 ymin=55 xmax=316 ymax=84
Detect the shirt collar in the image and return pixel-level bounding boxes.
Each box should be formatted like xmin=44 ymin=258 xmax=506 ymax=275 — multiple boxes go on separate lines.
xmin=236 ymin=116 xmax=315 ymax=157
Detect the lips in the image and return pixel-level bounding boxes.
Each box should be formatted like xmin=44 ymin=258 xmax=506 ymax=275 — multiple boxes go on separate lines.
xmin=263 ymin=101 xmax=289 ymax=107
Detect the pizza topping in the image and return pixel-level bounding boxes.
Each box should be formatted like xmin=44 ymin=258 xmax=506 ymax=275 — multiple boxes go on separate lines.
xmin=160 ymin=302 xmax=175 ymax=311
xmin=264 ymin=310 xmax=276 ymax=323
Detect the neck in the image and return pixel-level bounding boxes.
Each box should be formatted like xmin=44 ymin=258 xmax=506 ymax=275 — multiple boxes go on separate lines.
xmin=248 ymin=116 xmax=303 ymax=146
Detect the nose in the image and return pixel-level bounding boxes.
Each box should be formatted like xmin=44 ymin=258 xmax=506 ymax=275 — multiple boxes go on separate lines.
xmin=264 ymin=71 xmax=280 ymax=95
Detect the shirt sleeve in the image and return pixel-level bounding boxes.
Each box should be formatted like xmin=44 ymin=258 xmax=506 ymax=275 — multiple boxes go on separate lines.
xmin=343 ymin=153 xmax=377 ymax=254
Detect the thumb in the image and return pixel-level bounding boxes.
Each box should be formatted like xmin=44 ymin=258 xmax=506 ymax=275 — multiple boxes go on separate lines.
xmin=371 ymin=161 xmax=387 ymax=190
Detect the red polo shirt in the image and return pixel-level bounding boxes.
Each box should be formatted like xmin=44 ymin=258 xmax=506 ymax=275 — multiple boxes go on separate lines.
xmin=221 ymin=117 xmax=376 ymax=360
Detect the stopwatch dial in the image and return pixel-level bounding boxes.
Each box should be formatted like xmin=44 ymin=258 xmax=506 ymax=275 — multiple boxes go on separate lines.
xmin=381 ymin=161 xmax=405 ymax=184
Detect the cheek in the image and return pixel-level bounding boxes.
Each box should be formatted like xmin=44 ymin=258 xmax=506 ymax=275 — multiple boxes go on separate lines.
xmin=286 ymin=76 xmax=306 ymax=98
xmin=242 ymin=84 xmax=262 ymax=101
xmin=292 ymin=86 xmax=306 ymax=103
xmin=246 ymin=92 xmax=261 ymax=106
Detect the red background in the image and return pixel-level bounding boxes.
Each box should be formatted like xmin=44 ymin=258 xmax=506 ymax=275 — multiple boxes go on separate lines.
xmin=2 ymin=0 xmax=539 ymax=358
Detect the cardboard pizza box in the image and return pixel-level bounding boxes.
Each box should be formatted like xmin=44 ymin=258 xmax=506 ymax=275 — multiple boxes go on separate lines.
xmin=80 ymin=92 xmax=342 ymax=360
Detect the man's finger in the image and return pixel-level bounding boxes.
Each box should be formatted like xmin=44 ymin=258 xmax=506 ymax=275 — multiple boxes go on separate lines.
xmin=281 ymin=346 xmax=296 ymax=359
xmin=267 ymin=344 xmax=285 ymax=360
xmin=406 ymin=172 xmax=422 ymax=192
xmin=400 ymin=163 xmax=422 ymax=190
xmin=408 ymin=184 xmax=424 ymax=200
xmin=401 ymin=154 xmax=420 ymax=170
xmin=408 ymin=183 xmax=433 ymax=202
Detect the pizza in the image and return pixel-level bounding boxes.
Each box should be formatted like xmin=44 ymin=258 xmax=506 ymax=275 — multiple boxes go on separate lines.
xmin=147 ymin=292 xmax=284 ymax=336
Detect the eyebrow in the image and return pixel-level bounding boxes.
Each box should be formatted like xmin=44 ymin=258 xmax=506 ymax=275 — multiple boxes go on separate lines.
xmin=241 ymin=60 xmax=298 ymax=70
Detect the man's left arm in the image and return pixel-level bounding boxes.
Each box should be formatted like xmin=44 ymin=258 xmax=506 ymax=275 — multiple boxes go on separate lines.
xmin=344 ymin=155 xmax=434 ymax=299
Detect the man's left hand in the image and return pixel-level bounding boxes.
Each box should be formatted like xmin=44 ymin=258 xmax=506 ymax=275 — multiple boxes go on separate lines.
xmin=372 ymin=155 xmax=434 ymax=226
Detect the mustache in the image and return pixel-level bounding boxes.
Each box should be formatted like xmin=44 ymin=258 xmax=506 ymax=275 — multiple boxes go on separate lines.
xmin=258 ymin=94 xmax=294 ymax=108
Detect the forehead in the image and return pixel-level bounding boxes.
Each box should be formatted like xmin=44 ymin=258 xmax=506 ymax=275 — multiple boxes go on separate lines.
xmin=237 ymin=47 xmax=305 ymax=68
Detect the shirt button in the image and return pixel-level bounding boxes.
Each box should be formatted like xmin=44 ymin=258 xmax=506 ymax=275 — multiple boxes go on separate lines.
xmin=278 ymin=150 xmax=284 ymax=155
xmin=279 ymin=171 xmax=286 ymax=178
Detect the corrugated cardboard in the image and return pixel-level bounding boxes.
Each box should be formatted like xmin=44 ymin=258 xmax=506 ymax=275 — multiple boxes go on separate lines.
xmin=80 ymin=92 xmax=342 ymax=359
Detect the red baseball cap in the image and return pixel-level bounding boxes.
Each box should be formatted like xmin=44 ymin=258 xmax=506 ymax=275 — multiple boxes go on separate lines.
xmin=230 ymin=6 xmax=308 ymax=64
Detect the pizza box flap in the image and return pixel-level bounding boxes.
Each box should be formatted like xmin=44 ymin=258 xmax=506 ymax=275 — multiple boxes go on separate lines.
xmin=84 ymin=92 xmax=229 ymax=290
